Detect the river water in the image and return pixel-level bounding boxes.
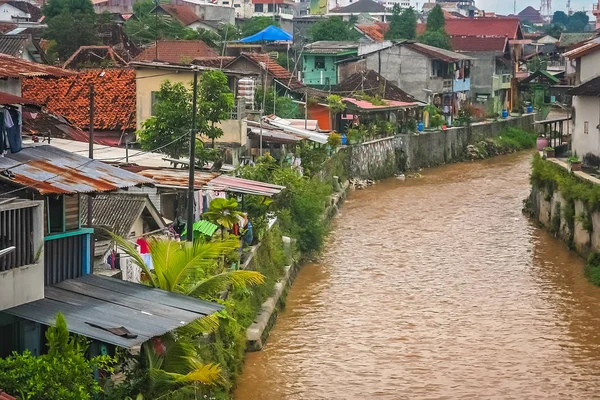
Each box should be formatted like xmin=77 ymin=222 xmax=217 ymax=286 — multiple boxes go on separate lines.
xmin=235 ymin=152 xmax=600 ymax=400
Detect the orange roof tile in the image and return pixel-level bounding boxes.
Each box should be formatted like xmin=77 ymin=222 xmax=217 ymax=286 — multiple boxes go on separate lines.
xmin=231 ymin=53 xmax=304 ymax=89
xmin=193 ymin=56 xmax=235 ymax=68
xmin=22 ymin=69 xmax=136 ymax=131
xmin=157 ymin=4 xmax=201 ymax=26
xmin=357 ymin=24 xmax=386 ymax=41
xmin=134 ymin=40 xmax=218 ymax=64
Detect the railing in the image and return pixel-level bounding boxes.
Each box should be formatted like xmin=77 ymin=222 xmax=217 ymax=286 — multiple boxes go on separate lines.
xmin=0 ymin=201 xmax=40 ymax=272
xmin=44 ymin=229 xmax=93 ymax=286
xmin=443 ymin=79 xmax=453 ymax=91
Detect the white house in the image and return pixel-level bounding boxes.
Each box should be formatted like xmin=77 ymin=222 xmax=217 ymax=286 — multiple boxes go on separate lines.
xmin=0 ymin=1 xmax=41 ymax=23
xmin=564 ymin=38 xmax=600 ymax=158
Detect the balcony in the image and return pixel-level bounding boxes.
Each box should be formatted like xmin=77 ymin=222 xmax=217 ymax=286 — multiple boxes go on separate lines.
xmin=44 ymin=229 xmax=93 ymax=286
xmin=453 ymin=77 xmax=471 ymax=92
xmin=493 ymin=74 xmax=511 ymax=91
xmin=0 ymin=199 xmax=45 ymax=311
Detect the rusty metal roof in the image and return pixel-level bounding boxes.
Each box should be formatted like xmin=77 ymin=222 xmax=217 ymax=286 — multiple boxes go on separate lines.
xmin=0 ymin=91 xmax=38 ymax=105
xmin=136 ymin=168 xmax=218 ymax=189
xmin=206 ymin=175 xmax=284 ymax=197
xmin=0 ymin=53 xmax=73 ymax=79
xmin=0 ymin=145 xmax=154 ymax=195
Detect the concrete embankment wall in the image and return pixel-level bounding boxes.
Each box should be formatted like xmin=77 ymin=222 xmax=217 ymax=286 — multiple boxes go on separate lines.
xmin=347 ymin=114 xmax=536 ymax=179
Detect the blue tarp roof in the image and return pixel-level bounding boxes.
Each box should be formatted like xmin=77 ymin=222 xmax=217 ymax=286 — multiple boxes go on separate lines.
xmin=239 ymin=25 xmax=292 ymax=43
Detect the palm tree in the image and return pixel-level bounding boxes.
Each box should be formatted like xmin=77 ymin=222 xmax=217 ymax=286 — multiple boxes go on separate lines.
xmin=203 ymin=198 xmax=244 ymax=239
xmin=110 ymin=234 xmax=265 ymax=394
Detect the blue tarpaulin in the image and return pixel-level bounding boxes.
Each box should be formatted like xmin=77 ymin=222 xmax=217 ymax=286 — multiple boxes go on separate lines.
xmin=239 ymin=25 xmax=292 ymax=43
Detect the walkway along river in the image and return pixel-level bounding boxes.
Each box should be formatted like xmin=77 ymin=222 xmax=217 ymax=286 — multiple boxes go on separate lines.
xmin=235 ymin=151 xmax=600 ymax=399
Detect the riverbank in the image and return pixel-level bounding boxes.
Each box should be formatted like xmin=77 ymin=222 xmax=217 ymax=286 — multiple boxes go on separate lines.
xmin=235 ymin=151 xmax=600 ymax=400
xmin=526 ymin=153 xmax=600 ymax=286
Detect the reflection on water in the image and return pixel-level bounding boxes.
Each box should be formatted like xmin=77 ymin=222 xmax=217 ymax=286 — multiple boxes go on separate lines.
xmin=235 ymin=152 xmax=600 ymax=399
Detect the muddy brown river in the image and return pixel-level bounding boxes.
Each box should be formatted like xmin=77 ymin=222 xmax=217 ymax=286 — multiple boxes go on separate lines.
xmin=235 ymin=152 xmax=600 ymax=399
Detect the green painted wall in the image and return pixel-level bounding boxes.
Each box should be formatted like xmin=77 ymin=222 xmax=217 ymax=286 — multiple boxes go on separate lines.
xmin=302 ymin=54 xmax=339 ymax=88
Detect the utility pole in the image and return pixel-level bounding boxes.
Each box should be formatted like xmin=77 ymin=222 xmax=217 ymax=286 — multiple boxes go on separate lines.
xmin=187 ymin=68 xmax=199 ymax=242
xmin=87 ymin=83 xmax=95 ymax=229
xmin=304 ymin=88 xmax=308 ymax=129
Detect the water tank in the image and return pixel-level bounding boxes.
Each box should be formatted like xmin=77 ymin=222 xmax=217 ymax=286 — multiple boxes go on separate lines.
xmin=237 ymin=78 xmax=255 ymax=105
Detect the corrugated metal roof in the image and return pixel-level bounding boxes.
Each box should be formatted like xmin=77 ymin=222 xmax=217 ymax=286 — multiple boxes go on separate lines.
xmin=206 ymin=175 xmax=284 ymax=197
xmin=564 ymin=38 xmax=600 ymax=59
xmin=343 ymin=97 xmax=420 ymax=110
xmin=137 ymin=169 xmax=218 ymax=189
xmin=0 ymin=53 xmax=72 ymax=79
xmin=81 ymin=193 xmax=165 ymax=237
xmin=4 ymin=274 xmax=223 ymax=349
xmin=0 ymin=91 xmax=38 ymax=105
xmin=0 ymin=145 xmax=154 ymax=195
xmin=248 ymin=127 xmax=304 ymax=144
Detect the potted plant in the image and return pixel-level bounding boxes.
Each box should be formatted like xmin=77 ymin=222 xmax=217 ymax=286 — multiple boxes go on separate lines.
xmin=568 ymin=155 xmax=582 ymax=172
xmin=536 ymin=135 xmax=549 ymax=151
xmin=543 ymin=146 xmax=555 ymax=158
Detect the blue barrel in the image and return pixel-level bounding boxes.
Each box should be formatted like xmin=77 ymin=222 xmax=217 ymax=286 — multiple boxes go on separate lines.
xmin=502 ymin=109 xmax=508 ymax=119
xmin=417 ymin=121 xmax=424 ymax=132
xmin=527 ymin=105 xmax=533 ymax=113
xmin=341 ymin=134 xmax=347 ymax=145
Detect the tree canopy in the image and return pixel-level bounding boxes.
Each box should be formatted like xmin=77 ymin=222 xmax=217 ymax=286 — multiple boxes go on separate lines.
xmin=425 ymin=4 xmax=445 ymax=31
xmin=418 ymin=5 xmax=452 ymax=50
xmin=307 ymin=16 xmax=361 ymax=42
xmin=385 ymin=5 xmax=417 ymax=40
xmin=241 ymin=16 xmax=279 ymax=37
xmin=42 ymin=0 xmax=94 ymax=19
xmin=552 ymin=11 xmax=569 ymax=26
xmin=137 ymin=71 xmax=234 ymax=158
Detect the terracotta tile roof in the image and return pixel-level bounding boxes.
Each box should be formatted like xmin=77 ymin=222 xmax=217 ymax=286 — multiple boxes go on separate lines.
xmin=134 ymin=40 xmax=218 ymax=64
xmin=230 ymin=53 xmax=304 ymax=89
xmin=564 ymin=38 xmax=600 ymax=59
xmin=193 ymin=56 xmax=235 ymax=68
xmin=450 ymin=36 xmax=508 ymax=52
xmin=356 ymin=24 xmax=386 ymax=41
xmin=0 ymin=53 xmax=72 ymax=78
xmin=22 ymin=69 xmax=136 ymax=131
xmin=0 ymin=91 xmax=38 ymax=105
xmin=156 ymin=4 xmax=201 ymax=26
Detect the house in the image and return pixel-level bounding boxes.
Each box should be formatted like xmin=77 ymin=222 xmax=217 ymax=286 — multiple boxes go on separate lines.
xmin=0 ymin=1 xmax=41 ymax=23
xmin=224 ymin=52 xmax=304 ymax=93
xmin=0 ymin=53 xmax=72 ymax=96
xmin=61 ymin=46 xmax=128 ymax=69
xmin=80 ymin=193 xmax=166 ymax=271
xmin=517 ymin=6 xmax=544 ymax=25
xmin=328 ymin=0 xmax=391 ymax=22
xmin=131 ymin=60 xmax=253 ymax=165
xmin=134 ymin=40 xmax=218 ymax=64
xmin=252 ymin=0 xmax=296 ymax=20
xmin=0 ymin=34 xmax=46 ymax=63
xmin=301 ymin=41 xmax=359 ymax=88
xmin=567 ymin=76 xmax=600 ymax=158
xmin=563 ymin=37 xmax=600 ymax=86
xmin=0 ymin=198 xmax=45 ymax=312
xmin=22 ymin=69 xmax=137 ymax=145
xmin=355 ymin=41 xmax=473 ymax=108
xmin=518 ymin=69 xmax=561 ymax=107
xmin=152 ymin=3 xmax=203 ymax=29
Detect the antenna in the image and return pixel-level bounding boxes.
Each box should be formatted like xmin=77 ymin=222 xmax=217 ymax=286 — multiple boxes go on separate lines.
xmin=567 ymin=0 xmax=572 ymax=15
xmin=540 ymin=0 xmax=552 ymax=21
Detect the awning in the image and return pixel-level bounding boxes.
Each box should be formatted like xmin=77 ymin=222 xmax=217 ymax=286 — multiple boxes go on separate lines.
xmin=205 ymin=175 xmax=285 ymax=197
xmin=248 ymin=127 xmax=303 ymax=144
xmin=4 ymin=275 xmax=223 ymax=349
xmin=263 ymin=116 xmax=329 ymax=144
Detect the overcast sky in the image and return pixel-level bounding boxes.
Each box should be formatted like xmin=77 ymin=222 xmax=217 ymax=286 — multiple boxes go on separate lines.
xmin=473 ymin=0 xmax=595 ymax=16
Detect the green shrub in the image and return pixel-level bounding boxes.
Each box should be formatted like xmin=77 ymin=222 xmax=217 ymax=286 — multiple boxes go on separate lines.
xmin=496 ymin=127 xmax=537 ymax=150
xmin=585 ymin=252 xmax=600 ymax=286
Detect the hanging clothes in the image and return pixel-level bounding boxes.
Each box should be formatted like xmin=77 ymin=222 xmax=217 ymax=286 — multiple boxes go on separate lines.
xmin=6 ymin=108 xmax=21 ymax=153
xmin=0 ymin=110 xmax=7 ymax=156
xmin=136 ymin=237 xmax=150 ymax=254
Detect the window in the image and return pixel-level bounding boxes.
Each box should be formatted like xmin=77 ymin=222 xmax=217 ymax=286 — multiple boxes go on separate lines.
xmin=267 ymin=3 xmax=274 ymax=11
xmin=222 ymin=1 xmax=229 ymax=4
xmin=48 ymin=195 xmax=64 ymax=234
xmin=314 ymin=56 xmax=325 ymax=69
xmin=585 ymin=121 xmax=589 ymax=134
xmin=254 ymin=3 xmax=263 ymax=11
xmin=234 ymin=3 xmax=240 ymax=6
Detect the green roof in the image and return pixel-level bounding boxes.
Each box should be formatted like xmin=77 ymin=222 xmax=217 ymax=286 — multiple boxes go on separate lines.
xmin=182 ymin=220 xmax=219 ymax=238
xmin=558 ymin=33 xmax=594 ymax=48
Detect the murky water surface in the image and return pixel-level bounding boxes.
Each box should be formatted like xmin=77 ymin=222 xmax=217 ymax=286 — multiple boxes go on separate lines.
xmin=235 ymin=152 xmax=600 ymax=399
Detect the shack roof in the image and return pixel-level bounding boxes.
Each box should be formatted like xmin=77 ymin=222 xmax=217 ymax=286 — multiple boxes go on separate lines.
xmin=403 ymin=42 xmax=473 ymax=62
xmin=0 ymin=53 xmax=72 ymax=78
xmin=558 ymin=32 xmax=595 ymax=48
xmin=0 ymin=145 xmax=153 ymax=195
xmin=0 ymin=91 xmax=38 ymax=105
xmin=330 ymin=0 xmax=388 ymax=13
xmin=568 ymin=75 xmax=600 ymax=97
xmin=4 ymin=274 xmax=223 ymax=349
xmin=563 ymin=38 xmax=600 ymax=59
xmin=343 ymin=97 xmax=420 ymax=111
xmin=153 ymin=4 xmax=201 ymax=26
xmin=335 ymin=70 xmax=418 ymax=103
xmin=134 ymin=40 xmax=218 ymax=64
xmin=450 ymin=36 xmax=508 ymax=52
xmin=136 ymin=169 xmax=218 ymax=189
xmin=304 ymin=41 xmax=360 ymax=54
xmin=225 ymin=53 xmax=304 ymax=90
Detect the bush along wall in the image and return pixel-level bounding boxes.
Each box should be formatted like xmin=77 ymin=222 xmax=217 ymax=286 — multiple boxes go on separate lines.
xmin=466 ymin=127 xmax=537 ymax=160
xmin=529 ymin=153 xmax=600 ymax=287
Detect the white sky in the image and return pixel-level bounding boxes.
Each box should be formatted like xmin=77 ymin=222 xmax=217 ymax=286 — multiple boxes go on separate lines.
xmin=474 ymin=0 xmax=594 ymax=16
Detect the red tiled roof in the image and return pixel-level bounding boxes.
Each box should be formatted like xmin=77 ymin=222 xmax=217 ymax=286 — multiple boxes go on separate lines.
xmin=193 ymin=56 xmax=235 ymax=68
xmin=443 ymin=18 xmax=522 ymax=39
xmin=0 ymin=53 xmax=72 ymax=79
xmin=450 ymin=36 xmax=508 ymax=52
xmin=356 ymin=24 xmax=387 ymax=41
xmin=134 ymin=40 xmax=218 ymax=64
xmin=157 ymin=4 xmax=201 ymax=26
xmin=230 ymin=53 xmax=304 ymax=90
xmin=22 ymin=69 xmax=136 ymax=131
